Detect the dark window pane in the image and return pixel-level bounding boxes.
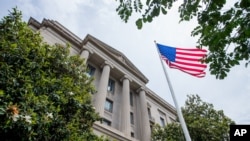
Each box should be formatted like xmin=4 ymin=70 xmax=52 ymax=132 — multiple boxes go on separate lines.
xmin=107 ymin=79 xmax=115 ymax=93
xmin=160 ymin=117 xmax=165 ymax=127
xmin=87 ymin=64 xmax=95 ymax=76
xmin=105 ymin=99 xmax=113 ymax=113
xmin=130 ymin=112 xmax=134 ymax=124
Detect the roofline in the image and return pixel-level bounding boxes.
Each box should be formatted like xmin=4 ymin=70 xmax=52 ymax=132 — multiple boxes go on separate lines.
xmin=82 ymin=34 xmax=149 ymax=84
xmin=28 ymin=17 xmax=82 ymax=48
xmin=28 ymin=18 xmax=148 ymax=83
xmin=146 ymin=88 xmax=177 ymax=115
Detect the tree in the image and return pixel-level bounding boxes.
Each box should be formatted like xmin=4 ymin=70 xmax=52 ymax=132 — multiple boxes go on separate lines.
xmin=116 ymin=0 xmax=250 ymax=79
xmin=0 ymin=8 xmax=106 ymax=141
xmin=151 ymin=94 xmax=235 ymax=141
xmin=152 ymin=123 xmax=185 ymax=141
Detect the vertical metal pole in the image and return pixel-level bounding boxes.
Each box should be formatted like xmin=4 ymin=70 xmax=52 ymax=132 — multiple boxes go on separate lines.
xmin=154 ymin=41 xmax=191 ymax=141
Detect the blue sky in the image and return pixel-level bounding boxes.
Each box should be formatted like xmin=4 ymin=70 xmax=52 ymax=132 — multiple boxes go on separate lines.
xmin=1 ymin=0 xmax=250 ymax=124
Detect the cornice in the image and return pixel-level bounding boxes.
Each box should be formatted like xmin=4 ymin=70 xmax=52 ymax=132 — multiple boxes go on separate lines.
xmin=28 ymin=17 xmax=148 ymax=84
xmin=27 ymin=17 xmax=41 ymax=29
xmin=28 ymin=17 xmax=82 ymax=48
xmin=145 ymin=88 xmax=177 ymax=116
xmin=82 ymin=34 xmax=149 ymax=84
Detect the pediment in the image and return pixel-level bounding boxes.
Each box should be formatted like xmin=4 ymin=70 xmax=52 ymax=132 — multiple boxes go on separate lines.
xmin=82 ymin=34 xmax=148 ymax=84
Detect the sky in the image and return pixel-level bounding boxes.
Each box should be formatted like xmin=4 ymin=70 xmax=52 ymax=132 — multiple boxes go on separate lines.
xmin=1 ymin=0 xmax=249 ymax=124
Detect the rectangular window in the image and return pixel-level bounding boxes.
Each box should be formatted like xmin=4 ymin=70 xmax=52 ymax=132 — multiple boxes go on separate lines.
xmin=147 ymin=108 xmax=151 ymax=119
xmin=130 ymin=92 xmax=133 ymax=106
xmin=160 ymin=117 xmax=165 ymax=127
xmin=130 ymin=112 xmax=134 ymax=125
xmin=150 ymin=124 xmax=153 ymax=133
xmin=107 ymin=79 xmax=115 ymax=93
xmin=131 ymin=132 xmax=134 ymax=138
xmin=104 ymin=99 xmax=113 ymax=113
xmin=102 ymin=118 xmax=111 ymax=126
xmin=87 ymin=64 xmax=95 ymax=76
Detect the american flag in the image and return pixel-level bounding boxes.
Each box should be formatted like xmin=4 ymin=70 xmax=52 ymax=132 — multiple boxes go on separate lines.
xmin=157 ymin=43 xmax=207 ymax=78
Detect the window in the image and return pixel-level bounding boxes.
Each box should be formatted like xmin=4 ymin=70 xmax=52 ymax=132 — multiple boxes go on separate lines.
xmin=150 ymin=124 xmax=153 ymax=133
xmin=107 ymin=79 xmax=115 ymax=93
xmin=160 ymin=117 xmax=165 ymax=127
xmin=147 ymin=108 xmax=151 ymax=119
xmin=131 ymin=132 xmax=134 ymax=138
xmin=87 ymin=64 xmax=95 ymax=76
xmin=130 ymin=92 xmax=133 ymax=106
xmin=104 ymin=99 xmax=113 ymax=113
xmin=130 ymin=112 xmax=134 ymax=124
xmin=102 ymin=118 xmax=111 ymax=126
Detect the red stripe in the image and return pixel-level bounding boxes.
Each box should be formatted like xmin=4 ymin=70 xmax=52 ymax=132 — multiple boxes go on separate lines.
xmin=176 ymin=51 xmax=206 ymax=57
xmin=169 ymin=62 xmax=205 ymax=72
xmin=161 ymin=52 xmax=207 ymax=78
xmin=175 ymin=60 xmax=207 ymax=68
xmin=166 ymin=61 xmax=206 ymax=77
xmin=176 ymin=48 xmax=207 ymax=52
xmin=176 ymin=56 xmax=201 ymax=61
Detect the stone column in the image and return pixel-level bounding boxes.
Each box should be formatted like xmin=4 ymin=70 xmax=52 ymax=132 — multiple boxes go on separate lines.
xmin=138 ymin=87 xmax=151 ymax=141
xmin=120 ymin=75 xmax=131 ymax=136
xmin=94 ymin=61 xmax=113 ymax=117
xmin=80 ymin=48 xmax=93 ymax=63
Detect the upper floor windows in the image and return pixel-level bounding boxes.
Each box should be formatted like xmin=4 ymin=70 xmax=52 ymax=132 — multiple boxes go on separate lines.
xmin=158 ymin=109 xmax=166 ymax=127
xmin=107 ymin=79 xmax=115 ymax=93
xmin=131 ymin=132 xmax=135 ymax=138
xmin=87 ymin=64 xmax=95 ymax=77
xmin=102 ymin=118 xmax=111 ymax=126
xmin=130 ymin=112 xmax=134 ymax=125
xmin=160 ymin=117 xmax=166 ymax=127
xmin=104 ymin=99 xmax=113 ymax=113
xmin=130 ymin=92 xmax=133 ymax=106
xmin=147 ymin=107 xmax=152 ymax=119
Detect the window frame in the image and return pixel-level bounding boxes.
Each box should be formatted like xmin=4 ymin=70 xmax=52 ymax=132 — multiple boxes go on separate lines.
xmin=104 ymin=99 xmax=113 ymax=113
xmin=131 ymin=132 xmax=135 ymax=138
xmin=130 ymin=112 xmax=134 ymax=125
xmin=130 ymin=92 xmax=133 ymax=106
xmin=107 ymin=78 xmax=115 ymax=94
xmin=160 ymin=117 xmax=166 ymax=127
xmin=87 ymin=64 xmax=96 ymax=76
xmin=102 ymin=118 xmax=111 ymax=126
xmin=147 ymin=107 xmax=152 ymax=119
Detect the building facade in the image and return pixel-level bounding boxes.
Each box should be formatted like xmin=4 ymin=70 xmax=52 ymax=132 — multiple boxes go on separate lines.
xmin=28 ymin=18 xmax=177 ymax=141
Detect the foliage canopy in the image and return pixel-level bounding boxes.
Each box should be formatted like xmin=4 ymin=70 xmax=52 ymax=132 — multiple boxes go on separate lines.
xmin=0 ymin=8 xmax=105 ymax=141
xmin=116 ymin=0 xmax=250 ymax=79
xmin=151 ymin=94 xmax=235 ymax=141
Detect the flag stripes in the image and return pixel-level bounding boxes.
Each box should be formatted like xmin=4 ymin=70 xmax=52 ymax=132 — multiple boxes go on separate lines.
xmin=157 ymin=43 xmax=207 ymax=78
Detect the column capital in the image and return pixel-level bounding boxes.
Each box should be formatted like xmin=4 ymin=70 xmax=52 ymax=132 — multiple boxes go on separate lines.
xmin=136 ymin=86 xmax=146 ymax=93
xmin=101 ymin=61 xmax=114 ymax=69
xmin=80 ymin=45 xmax=93 ymax=54
xmin=120 ymin=74 xmax=132 ymax=82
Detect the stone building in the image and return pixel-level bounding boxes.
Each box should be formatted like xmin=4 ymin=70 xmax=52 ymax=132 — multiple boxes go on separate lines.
xmin=28 ymin=17 xmax=177 ymax=141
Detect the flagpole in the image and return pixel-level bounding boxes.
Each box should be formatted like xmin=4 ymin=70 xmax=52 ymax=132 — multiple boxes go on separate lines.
xmin=154 ymin=41 xmax=191 ymax=141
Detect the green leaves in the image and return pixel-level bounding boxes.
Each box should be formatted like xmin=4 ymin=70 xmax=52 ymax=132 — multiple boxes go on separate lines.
xmin=136 ymin=18 xmax=143 ymax=29
xmin=116 ymin=0 xmax=250 ymax=79
xmin=116 ymin=0 xmax=174 ymax=29
xmin=152 ymin=94 xmax=234 ymax=141
xmin=0 ymin=8 xmax=101 ymax=140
